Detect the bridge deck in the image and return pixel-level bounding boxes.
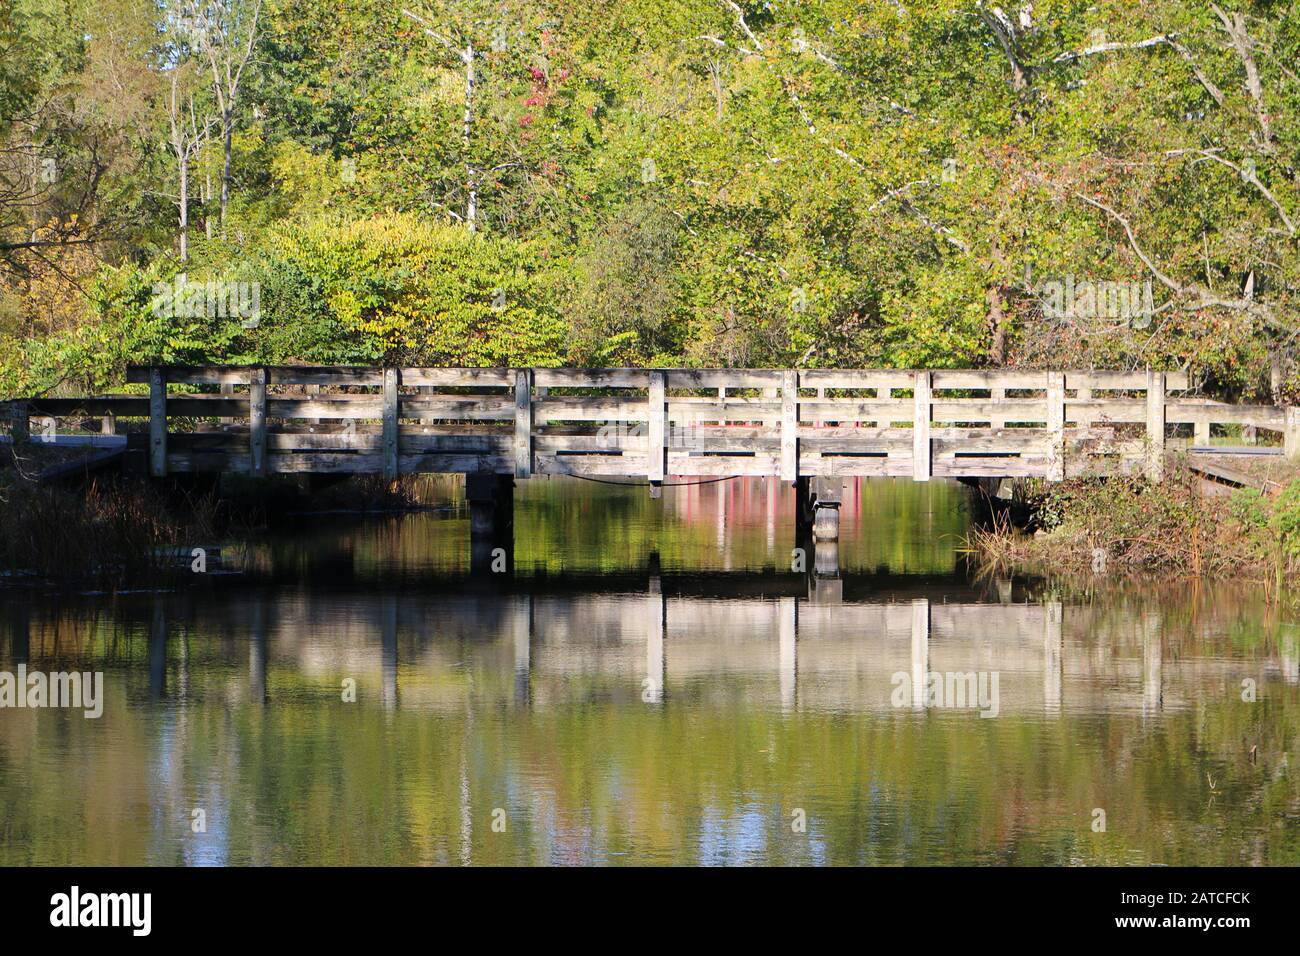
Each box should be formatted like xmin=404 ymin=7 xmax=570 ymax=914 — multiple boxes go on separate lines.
xmin=5 ymin=366 xmax=1296 ymax=483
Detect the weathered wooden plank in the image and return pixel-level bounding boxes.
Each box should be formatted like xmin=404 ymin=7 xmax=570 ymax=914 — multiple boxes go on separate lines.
xmin=398 ymin=453 xmax=511 ymax=474
xmin=535 ymin=454 xmax=649 ymax=477
xmin=268 ymin=453 xmax=382 ymax=474
xmin=534 ymin=368 xmax=651 ymax=388
xmin=799 ymin=456 xmax=914 ymax=478
xmin=780 ymin=369 xmax=798 ymax=482
xmin=1164 ymin=403 xmax=1284 ymax=427
xmin=933 ymin=434 xmax=1049 ymax=455
xmin=648 ymin=370 xmax=666 ymax=482
xmin=249 ymin=367 xmax=268 ymax=477
xmin=797 ymin=369 xmax=917 ymax=391
xmin=932 ymin=370 xmax=1049 ymax=390
xmin=383 ymin=367 xmax=400 ymax=479
xmin=1066 ymin=402 xmax=1147 ymax=425
xmin=149 ymin=368 xmax=167 ymax=477
xmin=533 ymin=434 xmax=646 ymax=452
xmin=1065 ymin=370 xmax=1189 ymax=391
xmin=801 ymin=435 xmax=913 ymax=453
xmin=1287 ymin=408 xmax=1300 ymax=460
xmin=166 ymin=452 xmax=252 ymax=473
xmin=399 ymin=397 xmax=514 ymax=421
xmin=796 ymin=401 xmax=912 ymax=423
xmin=913 ymin=371 xmax=931 ymax=482
xmin=1146 ymin=369 xmax=1165 ymax=482
xmin=128 ymin=364 xmax=384 ymax=386
xmin=402 ymin=433 xmax=513 ymax=454
xmin=269 ymin=432 xmax=383 ymax=451
xmin=514 ymin=368 xmax=533 ymax=478
xmin=266 ymin=399 xmax=384 ymax=420
xmin=670 ymin=395 xmax=780 ymax=406
xmin=667 ymin=454 xmax=782 ymax=477
xmin=930 ymin=401 xmax=1048 ymax=421
xmin=401 ymin=368 xmax=513 ymax=387
xmin=534 ymin=397 xmax=644 ymax=422
xmin=668 ymin=405 xmax=783 ymax=424
xmin=933 ymin=457 xmax=1053 ymax=478
xmin=665 ymin=369 xmax=783 ymax=389
xmin=25 ymin=397 xmax=151 ymax=417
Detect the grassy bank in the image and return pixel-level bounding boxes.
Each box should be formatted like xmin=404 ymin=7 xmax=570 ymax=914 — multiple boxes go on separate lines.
xmin=0 ymin=474 xmax=223 ymax=589
xmin=968 ymin=457 xmax=1300 ymax=588
xmin=0 ymin=455 xmax=466 ymax=589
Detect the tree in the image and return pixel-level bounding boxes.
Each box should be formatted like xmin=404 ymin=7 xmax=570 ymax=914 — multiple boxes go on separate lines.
xmin=184 ymin=0 xmax=263 ymax=234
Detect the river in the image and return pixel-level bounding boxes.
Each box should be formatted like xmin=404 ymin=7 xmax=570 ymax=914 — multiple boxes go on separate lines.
xmin=1 ymin=477 xmax=1297 ymax=864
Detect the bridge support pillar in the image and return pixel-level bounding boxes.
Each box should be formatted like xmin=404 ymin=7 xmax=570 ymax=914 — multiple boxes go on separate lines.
xmin=467 ymin=473 xmax=514 ymax=574
xmin=808 ymin=540 xmax=842 ymax=604
xmin=811 ymin=477 xmax=842 ymax=541
xmin=796 ymin=477 xmax=842 ymax=541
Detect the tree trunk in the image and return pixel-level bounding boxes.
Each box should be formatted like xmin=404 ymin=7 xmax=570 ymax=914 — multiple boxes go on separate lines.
xmin=463 ymin=44 xmax=476 ymax=231
xmin=987 ymin=284 xmax=1007 ymax=364
xmin=179 ymin=153 xmax=190 ymax=263
xmin=220 ymin=111 xmax=232 ymax=234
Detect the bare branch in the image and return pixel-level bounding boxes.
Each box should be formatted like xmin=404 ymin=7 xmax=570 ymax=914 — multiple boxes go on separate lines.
xmin=1165 ymin=147 xmax=1295 ymax=236
xmin=1211 ymin=3 xmax=1275 ymax=148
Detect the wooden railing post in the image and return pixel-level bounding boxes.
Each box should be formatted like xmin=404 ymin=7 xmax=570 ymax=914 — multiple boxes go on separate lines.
xmin=648 ymin=370 xmax=666 ymax=483
xmin=780 ymin=369 xmax=798 ymax=483
xmin=249 ymin=366 xmax=267 ymax=477
xmin=382 ymin=367 xmax=400 ymax=480
xmin=913 ymin=370 xmax=931 ymax=482
xmin=1286 ymin=407 xmax=1300 ymax=460
xmin=514 ymin=368 xmax=533 ymax=478
xmin=9 ymin=400 xmax=29 ymax=445
xmin=989 ymin=386 xmax=1005 ymax=430
xmin=1047 ymin=371 xmax=1065 ymax=481
xmin=149 ymin=367 xmax=167 ymax=477
xmin=1145 ymin=369 xmax=1166 ymax=482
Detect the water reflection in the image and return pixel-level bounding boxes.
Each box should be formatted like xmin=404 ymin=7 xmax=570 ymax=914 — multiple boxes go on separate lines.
xmin=1 ymin=477 xmax=1298 ymax=866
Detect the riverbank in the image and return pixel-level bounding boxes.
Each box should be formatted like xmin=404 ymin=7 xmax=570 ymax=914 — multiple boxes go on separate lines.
xmin=0 ymin=448 xmax=460 ymax=588
xmin=968 ymin=456 xmax=1300 ymax=587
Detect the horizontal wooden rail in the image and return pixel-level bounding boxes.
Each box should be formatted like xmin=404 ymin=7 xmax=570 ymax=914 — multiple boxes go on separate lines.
xmin=6 ymin=366 xmax=1292 ymax=483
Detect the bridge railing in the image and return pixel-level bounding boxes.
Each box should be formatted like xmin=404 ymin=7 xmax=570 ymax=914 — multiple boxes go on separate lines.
xmin=4 ymin=366 xmax=1296 ymax=482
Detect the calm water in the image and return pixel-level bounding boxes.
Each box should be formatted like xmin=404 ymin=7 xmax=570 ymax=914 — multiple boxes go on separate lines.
xmin=1 ymin=477 xmax=1298 ymax=865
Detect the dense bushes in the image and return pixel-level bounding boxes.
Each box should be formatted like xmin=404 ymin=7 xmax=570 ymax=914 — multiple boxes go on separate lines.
xmin=250 ymin=214 xmax=568 ymax=366
xmin=973 ymin=460 xmax=1300 ymax=583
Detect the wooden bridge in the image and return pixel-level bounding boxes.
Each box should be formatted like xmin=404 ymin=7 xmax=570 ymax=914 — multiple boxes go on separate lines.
xmin=6 ymin=365 xmax=1294 ymax=484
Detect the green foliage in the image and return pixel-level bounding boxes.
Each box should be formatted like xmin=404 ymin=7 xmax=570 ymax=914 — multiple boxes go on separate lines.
xmin=250 ymin=213 xmax=567 ymax=366
xmin=4 ymin=0 xmax=1300 ymax=386
xmin=0 ymin=258 xmax=241 ymax=396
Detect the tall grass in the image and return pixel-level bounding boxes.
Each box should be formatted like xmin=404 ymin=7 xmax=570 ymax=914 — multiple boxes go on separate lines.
xmin=0 ymin=475 xmax=218 ymax=588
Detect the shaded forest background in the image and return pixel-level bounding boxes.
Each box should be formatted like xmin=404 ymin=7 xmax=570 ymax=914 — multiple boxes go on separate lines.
xmin=1 ymin=0 xmax=1297 ymax=397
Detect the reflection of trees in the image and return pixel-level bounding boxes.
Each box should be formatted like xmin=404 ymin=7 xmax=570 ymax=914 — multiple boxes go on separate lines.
xmin=2 ymin=584 xmax=1298 ymax=866
xmin=234 ymin=477 xmax=976 ymax=580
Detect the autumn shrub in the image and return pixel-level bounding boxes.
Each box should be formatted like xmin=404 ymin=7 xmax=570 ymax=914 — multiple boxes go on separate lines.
xmin=249 ymin=214 xmax=568 ymax=366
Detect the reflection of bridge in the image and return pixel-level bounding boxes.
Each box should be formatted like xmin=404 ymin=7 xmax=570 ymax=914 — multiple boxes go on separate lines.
xmin=8 ymin=364 xmax=1294 ymax=549
xmin=58 ymin=588 xmax=1292 ymax=719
